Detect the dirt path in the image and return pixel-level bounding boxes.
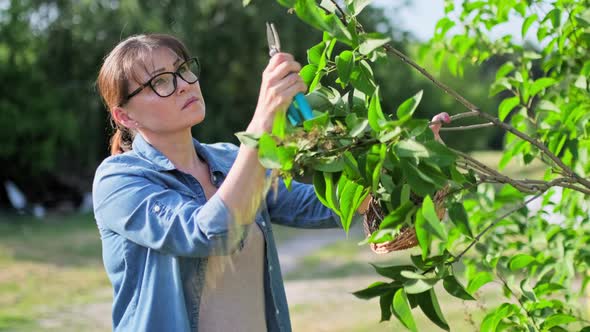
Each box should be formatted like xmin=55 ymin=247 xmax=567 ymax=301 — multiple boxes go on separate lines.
xmin=38 ymin=228 xmax=346 ymax=331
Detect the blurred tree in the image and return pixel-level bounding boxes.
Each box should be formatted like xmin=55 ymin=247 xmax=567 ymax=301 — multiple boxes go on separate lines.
xmin=0 ymin=0 xmax=499 ymax=211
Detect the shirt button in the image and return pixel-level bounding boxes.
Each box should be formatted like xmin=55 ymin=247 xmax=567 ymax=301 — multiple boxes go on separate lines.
xmin=276 ymin=309 xmax=280 ymax=315
xmin=153 ymin=205 xmax=161 ymax=212
xmin=269 ymin=265 xmax=273 ymax=271
xmin=261 ymin=221 xmax=266 ymax=226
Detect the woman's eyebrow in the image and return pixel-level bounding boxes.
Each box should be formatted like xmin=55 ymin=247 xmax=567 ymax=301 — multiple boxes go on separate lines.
xmin=148 ymin=59 xmax=184 ymax=76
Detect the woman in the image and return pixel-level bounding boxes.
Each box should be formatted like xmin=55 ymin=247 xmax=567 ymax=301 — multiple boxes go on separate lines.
xmin=93 ymin=34 xmax=368 ymax=332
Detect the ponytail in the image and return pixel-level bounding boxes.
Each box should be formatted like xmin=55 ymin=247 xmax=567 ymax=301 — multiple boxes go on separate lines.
xmin=110 ymin=126 xmax=135 ymax=156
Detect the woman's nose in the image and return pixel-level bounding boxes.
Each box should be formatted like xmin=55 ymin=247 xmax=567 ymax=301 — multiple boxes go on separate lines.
xmin=176 ymin=75 xmax=190 ymax=94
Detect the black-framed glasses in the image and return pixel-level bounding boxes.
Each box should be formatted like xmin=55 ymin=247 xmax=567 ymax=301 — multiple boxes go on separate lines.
xmin=122 ymin=57 xmax=200 ymax=104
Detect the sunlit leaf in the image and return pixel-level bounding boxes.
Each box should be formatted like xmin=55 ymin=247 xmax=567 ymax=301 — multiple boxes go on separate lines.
xmin=392 ymin=289 xmax=418 ymax=332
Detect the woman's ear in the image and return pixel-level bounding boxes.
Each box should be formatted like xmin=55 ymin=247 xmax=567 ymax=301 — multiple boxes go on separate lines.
xmin=112 ymin=106 xmax=140 ymax=129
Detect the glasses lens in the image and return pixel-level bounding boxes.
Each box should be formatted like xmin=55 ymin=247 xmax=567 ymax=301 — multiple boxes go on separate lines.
xmin=150 ymin=73 xmax=176 ymax=97
xmin=178 ymin=58 xmax=199 ymax=83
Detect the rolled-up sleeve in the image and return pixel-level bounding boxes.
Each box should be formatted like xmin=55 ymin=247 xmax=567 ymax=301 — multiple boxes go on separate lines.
xmin=265 ymin=176 xmax=341 ymax=229
xmin=93 ymin=163 xmax=245 ymax=257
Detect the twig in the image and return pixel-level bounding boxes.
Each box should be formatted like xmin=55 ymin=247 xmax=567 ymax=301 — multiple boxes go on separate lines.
xmin=328 ymin=0 xmax=348 ymax=25
xmin=440 ymin=123 xmax=495 ymax=131
xmin=450 ymin=111 xmax=480 ymax=121
xmin=497 ymin=274 xmax=541 ymax=332
xmin=450 ymin=193 xmax=544 ymax=264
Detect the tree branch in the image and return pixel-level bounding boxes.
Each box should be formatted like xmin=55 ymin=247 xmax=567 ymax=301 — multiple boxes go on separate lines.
xmin=440 ymin=123 xmax=495 ymax=131
xmin=328 ymin=0 xmax=348 ymax=25
xmin=379 ymin=43 xmax=590 ymax=191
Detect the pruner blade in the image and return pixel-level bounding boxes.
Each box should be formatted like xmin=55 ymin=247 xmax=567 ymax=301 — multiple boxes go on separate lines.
xmin=266 ymin=22 xmax=281 ymax=57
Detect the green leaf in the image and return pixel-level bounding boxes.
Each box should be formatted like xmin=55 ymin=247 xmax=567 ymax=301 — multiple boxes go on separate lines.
xmin=435 ymin=17 xmax=455 ymax=37
xmin=314 ymin=171 xmax=340 ymax=215
xmin=467 ymin=271 xmax=494 ymax=293
xmin=448 ymin=203 xmax=473 ymax=238
xmin=379 ymin=201 xmax=416 ymax=229
xmin=370 ymin=264 xmax=417 ymax=280
xmin=235 ymin=131 xmax=260 ymax=148
xmin=415 ymin=289 xmax=449 ymax=331
xmin=495 ymin=62 xmax=515 ymax=80
xmin=368 ymin=86 xmax=386 ymax=131
xmin=353 ymin=281 xmax=396 ymax=299
xmin=324 ymin=171 xmax=339 ymax=214
xmin=443 ymin=276 xmax=475 ymax=300
xmin=404 ymin=277 xmax=438 ymax=294
xmin=533 ymin=282 xmax=565 ymax=297
xmin=520 ymin=278 xmax=536 ymax=301
xmin=395 ymin=140 xmax=430 ymax=159
xmin=294 ymin=0 xmax=330 ymax=31
xmin=342 ymin=151 xmax=362 ymax=180
xmin=392 ymin=289 xmax=418 ymax=332
xmin=423 ymin=141 xmax=456 ymax=166
xmin=508 ymin=254 xmax=536 ymax=270
xmin=401 ymin=270 xmax=431 ymax=280
xmin=359 ymin=33 xmax=391 ymax=55
xmin=307 ymin=41 xmax=325 ymax=65
xmin=481 ymin=303 xmax=519 ymax=332
xmin=415 ymin=210 xmax=431 ymax=259
xmin=541 ymin=314 xmax=577 ymax=330
xmin=543 ymin=8 xmax=561 ymax=29
xmin=400 ymin=159 xmax=435 ymax=197
xmin=303 ymin=111 xmax=329 ymax=131
xmin=529 ymin=77 xmax=557 ymax=97
xmin=338 ymin=177 xmax=366 ymax=232
xmin=498 ymin=96 xmax=520 ymax=121
xmin=350 ymin=60 xmax=376 ymax=95
xmin=272 ymin=110 xmax=287 ymax=139
xmin=346 ymin=0 xmax=372 ymax=16
xmin=378 ymin=127 xmax=402 ymax=143
xmin=258 ymin=134 xmax=281 ymax=168
xmin=313 ymin=158 xmax=345 ymax=172
xmin=300 ymin=64 xmax=319 ymax=87
xmin=379 ymin=291 xmax=394 ymax=322
xmin=396 ymin=90 xmax=423 ymax=123
xmin=336 ymin=50 xmax=354 ymax=85
xmin=348 ymin=118 xmax=369 ymax=137
xmin=489 ymin=78 xmax=512 ymax=97
xmin=277 ymin=146 xmax=296 ymax=171
xmin=421 ymin=196 xmax=447 ymax=241
xmin=522 ymin=14 xmax=538 ymax=38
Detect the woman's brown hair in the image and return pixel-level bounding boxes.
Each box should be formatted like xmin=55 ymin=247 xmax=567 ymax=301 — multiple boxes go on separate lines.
xmin=96 ymin=34 xmax=191 ymax=155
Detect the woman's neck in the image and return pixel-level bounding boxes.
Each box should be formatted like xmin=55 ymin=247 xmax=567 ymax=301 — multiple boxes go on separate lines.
xmin=140 ymin=129 xmax=203 ymax=172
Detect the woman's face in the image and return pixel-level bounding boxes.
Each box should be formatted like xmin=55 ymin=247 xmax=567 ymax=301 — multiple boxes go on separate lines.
xmin=123 ymin=47 xmax=206 ymax=134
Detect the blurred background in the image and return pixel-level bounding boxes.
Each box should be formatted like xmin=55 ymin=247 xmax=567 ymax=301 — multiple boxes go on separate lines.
xmin=0 ymin=0 xmax=516 ymax=331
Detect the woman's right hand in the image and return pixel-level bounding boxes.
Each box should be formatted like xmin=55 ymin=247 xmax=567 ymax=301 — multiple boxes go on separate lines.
xmin=247 ymin=53 xmax=307 ymax=134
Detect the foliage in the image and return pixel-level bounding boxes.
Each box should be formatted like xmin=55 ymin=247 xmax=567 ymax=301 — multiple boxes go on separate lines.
xmin=243 ymin=0 xmax=590 ymax=330
xmin=1 ymin=0 xmax=454 ymax=207
xmin=0 ymin=0 xmax=329 ymax=202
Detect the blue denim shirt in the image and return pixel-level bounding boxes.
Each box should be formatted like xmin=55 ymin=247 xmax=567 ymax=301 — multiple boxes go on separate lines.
xmin=92 ymin=134 xmax=341 ymax=332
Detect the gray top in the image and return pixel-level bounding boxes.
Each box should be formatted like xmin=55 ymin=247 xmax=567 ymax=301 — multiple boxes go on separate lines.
xmin=198 ymin=223 xmax=267 ymax=331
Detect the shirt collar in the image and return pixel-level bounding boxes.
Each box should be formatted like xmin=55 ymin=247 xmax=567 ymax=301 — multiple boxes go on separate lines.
xmin=132 ymin=134 xmax=226 ymax=175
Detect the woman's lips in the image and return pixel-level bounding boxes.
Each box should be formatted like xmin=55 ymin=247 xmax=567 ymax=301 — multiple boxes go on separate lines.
xmin=182 ymin=97 xmax=199 ymax=109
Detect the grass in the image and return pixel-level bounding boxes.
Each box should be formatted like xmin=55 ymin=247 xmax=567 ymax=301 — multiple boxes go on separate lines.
xmin=0 ymin=151 xmax=567 ymax=331
xmin=0 ymin=213 xmax=111 ymax=332
xmin=281 ymin=231 xmax=510 ymax=332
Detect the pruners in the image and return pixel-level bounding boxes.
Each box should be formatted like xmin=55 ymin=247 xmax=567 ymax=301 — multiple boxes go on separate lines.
xmin=266 ymin=22 xmax=313 ymax=126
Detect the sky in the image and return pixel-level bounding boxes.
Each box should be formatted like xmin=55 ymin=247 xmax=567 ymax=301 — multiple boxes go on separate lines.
xmin=373 ymin=0 xmax=528 ymax=43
